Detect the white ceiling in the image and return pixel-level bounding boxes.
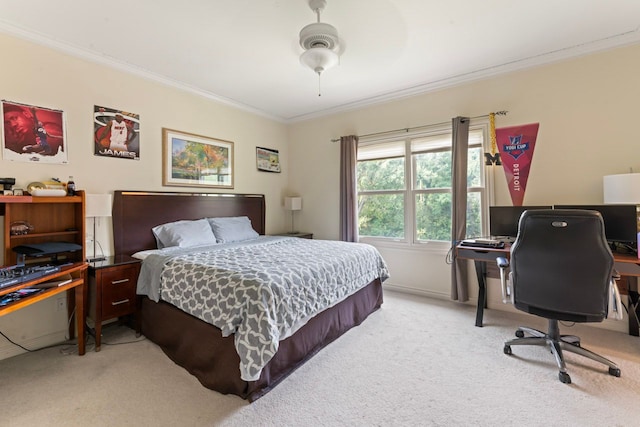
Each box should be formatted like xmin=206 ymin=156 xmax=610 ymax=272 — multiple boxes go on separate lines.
xmin=1 ymin=0 xmax=639 ymax=123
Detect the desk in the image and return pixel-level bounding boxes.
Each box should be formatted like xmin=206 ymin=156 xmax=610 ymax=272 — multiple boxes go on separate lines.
xmin=0 ymin=262 xmax=88 ymax=355
xmin=455 ymin=244 xmax=640 ymax=336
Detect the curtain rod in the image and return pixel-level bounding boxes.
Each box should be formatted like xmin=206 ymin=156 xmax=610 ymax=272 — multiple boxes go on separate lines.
xmin=330 ymin=111 xmax=508 ymax=142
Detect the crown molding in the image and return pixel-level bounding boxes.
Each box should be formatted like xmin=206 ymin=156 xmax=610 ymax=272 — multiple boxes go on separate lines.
xmin=0 ymin=21 xmax=285 ymax=123
xmin=285 ymin=29 xmax=640 ymax=123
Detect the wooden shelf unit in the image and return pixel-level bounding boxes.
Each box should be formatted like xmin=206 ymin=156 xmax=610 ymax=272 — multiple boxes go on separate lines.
xmin=1 ymin=191 xmax=86 ymax=266
xmin=0 ymin=262 xmax=88 ymax=355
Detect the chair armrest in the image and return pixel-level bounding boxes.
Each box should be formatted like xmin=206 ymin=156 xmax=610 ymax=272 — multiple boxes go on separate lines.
xmin=496 ymin=257 xmax=512 ymax=304
xmin=607 ymin=273 xmax=624 ymax=320
xmin=612 ymin=268 xmax=621 ymax=281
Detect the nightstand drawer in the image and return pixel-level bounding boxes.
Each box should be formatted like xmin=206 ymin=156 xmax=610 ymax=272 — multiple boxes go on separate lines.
xmin=100 ymin=265 xmax=137 ymax=318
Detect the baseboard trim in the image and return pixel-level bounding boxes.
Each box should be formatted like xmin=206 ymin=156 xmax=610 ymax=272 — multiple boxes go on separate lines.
xmin=384 ymin=283 xmax=630 ymax=334
xmin=0 ymin=329 xmax=69 ymax=361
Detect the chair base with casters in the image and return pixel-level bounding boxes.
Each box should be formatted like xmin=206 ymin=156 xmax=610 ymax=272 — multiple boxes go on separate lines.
xmin=503 ymin=318 xmax=621 ymax=384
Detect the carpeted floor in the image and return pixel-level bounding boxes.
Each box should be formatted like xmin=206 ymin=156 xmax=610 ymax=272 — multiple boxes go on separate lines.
xmin=0 ymin=290 xmax=638 ymax=427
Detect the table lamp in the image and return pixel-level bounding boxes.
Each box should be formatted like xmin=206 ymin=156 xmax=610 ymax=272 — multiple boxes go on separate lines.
xmin=604 ymin=173 xmax=640 ymax=259
xmin=85 ymin=193 xmax=113 ymax=262
xmin=603 ymin=173 xmax=640 ymax=204
xmin=284 ymin=196 xmax=302 ymax=234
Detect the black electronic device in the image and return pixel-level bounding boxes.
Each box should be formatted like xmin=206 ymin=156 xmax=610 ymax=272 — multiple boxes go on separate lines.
xmin=0 ymin=177 xmax=16 ymax=190
xmin=489 ymin=206 xmax=553 ymax=240
xmin=0 ymin=264 xmax=61 ymax=290
xmin=554 ymin=204 xmax=639 ymax=246
xmin=12 ymin=241 xmax=82 ymax=266
xmin=13 ymin=242 xmax=82 ymax=257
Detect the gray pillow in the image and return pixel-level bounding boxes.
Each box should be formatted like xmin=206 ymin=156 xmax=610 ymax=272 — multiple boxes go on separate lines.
xmin=207 ymin=216 xmax=259 ymax=243
xmin=152 ymin=218 xmax=217 ymax=248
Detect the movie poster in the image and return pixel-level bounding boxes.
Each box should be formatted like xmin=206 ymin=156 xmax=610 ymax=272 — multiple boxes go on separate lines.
xmin=1 ymin=100 xmax=68 ymax=163
xmin=93 ymin=105 xmax=140 ymax=160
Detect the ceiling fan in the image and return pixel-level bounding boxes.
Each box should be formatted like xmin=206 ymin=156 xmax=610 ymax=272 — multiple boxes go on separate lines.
xmin=298 ymin=0 xmax=343 ymax=96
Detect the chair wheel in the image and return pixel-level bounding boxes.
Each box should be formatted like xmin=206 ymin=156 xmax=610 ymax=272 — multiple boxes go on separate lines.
xmin=515 ymin=330 xmax=525 ymax=338
xmin=504 ymin=345 xmax=512 ymax=355
xmin=609 ymin=367 xmax=621 ymax=377
xmin=559 ymin=372 xmax=571 ymax=384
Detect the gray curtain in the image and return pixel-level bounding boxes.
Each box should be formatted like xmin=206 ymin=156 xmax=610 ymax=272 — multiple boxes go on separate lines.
xmin=339 ymin=135 xmax=359 ymax=242
xmin=451 ymin=117 xmax=470 ymax=301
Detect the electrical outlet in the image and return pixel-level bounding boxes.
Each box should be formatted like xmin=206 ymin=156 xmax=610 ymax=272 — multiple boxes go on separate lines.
xmin=56 ymin=298 xmax=66 ymax=312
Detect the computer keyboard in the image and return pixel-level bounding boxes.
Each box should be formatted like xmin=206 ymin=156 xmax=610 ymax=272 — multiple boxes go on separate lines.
xmin=0 ymin=264 xmax=61 ymax=290
xmin=460 ymin=239 xmax=505 ymax=249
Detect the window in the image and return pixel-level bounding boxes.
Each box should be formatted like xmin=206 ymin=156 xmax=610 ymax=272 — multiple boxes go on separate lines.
xmin=356 ymin=122 xmax=489 ymax=244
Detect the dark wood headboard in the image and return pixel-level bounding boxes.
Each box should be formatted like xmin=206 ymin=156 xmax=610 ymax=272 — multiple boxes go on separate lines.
xmin=112 ymin=191 xmax=266 ymax=256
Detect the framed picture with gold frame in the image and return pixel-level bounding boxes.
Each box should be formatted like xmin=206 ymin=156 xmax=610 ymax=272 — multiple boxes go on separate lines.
xmin=162 ymin=128 xmax=234 ymax=189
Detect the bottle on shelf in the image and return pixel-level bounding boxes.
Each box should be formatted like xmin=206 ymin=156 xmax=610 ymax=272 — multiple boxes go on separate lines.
xmin=67 ymin=176 xmax=76 ymax=196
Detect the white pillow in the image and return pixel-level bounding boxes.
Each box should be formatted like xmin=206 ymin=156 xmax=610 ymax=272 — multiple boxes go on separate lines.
xmin=152 ymin=218 xmax=217 ymax=248
xmin=132 ymin=246 xmax=181 ymax=260
xmin=207 ymin=216 xmax=259 ymax=243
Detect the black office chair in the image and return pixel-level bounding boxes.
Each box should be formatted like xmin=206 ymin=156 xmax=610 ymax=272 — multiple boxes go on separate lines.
xmin=496 ymin=209 xmax=623 ymax=384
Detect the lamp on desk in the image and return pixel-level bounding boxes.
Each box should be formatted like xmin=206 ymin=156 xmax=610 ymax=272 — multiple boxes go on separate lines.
xmin=604 ymin=173 xmax=640 ymax=258
xmin=603 ymin=173 xmax=640 ymax=204
xmin=284 ymin=196 xmax=302 ymax=234
xmin=85 ymin=193 xmax=112 ymax=262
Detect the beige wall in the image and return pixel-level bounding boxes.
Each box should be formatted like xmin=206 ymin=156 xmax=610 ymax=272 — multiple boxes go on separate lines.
xmin=0 ymin=33 xmax=291 ymax=237
xmin=1 ymin=34 xmax=638 ymax=357
xmin=289 ymin=43 xmax=640 ymax=332
xmin=0 ymin=33 xmax=290 ymax=358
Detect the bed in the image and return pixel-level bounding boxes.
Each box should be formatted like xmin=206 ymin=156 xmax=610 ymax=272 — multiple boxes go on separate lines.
xmin=112 ymin=191 xmax=387 ymax=401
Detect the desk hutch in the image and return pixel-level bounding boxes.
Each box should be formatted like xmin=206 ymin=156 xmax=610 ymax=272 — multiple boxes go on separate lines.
xmin=0 ymin=191 xmax=87 ymax=355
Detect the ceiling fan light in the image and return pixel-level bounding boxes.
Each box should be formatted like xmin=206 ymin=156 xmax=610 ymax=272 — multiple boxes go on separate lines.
xmin=300 ymin=47 xmax=339 ymax=74
xmin=298 ymin=0 xmax=342 ymax=95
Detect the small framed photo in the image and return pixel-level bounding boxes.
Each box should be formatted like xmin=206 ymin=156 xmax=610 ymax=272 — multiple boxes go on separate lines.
xmin=162 ymin=128 xmax=234 ymax=189
xmin=256 ymin=146 xmax=281 ymax=173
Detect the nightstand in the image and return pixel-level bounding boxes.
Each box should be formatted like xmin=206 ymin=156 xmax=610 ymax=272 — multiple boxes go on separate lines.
xmin=276 ymin=232 xmax=313 ymax=239
xmin=88 ymin=255 xmax=141 ymax=351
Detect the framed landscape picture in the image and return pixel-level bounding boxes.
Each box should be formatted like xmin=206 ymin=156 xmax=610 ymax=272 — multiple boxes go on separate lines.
xmin=162 ymin=128 xmax=234 ymax=189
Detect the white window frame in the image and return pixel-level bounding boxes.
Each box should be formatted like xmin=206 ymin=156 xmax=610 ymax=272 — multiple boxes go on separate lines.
xmin=357 ymin=119 xmax=494 ymax=251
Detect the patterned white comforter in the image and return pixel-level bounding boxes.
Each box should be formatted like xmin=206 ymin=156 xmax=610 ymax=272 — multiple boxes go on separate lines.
xmin=136 ymin=236 xmax=389 ymax=381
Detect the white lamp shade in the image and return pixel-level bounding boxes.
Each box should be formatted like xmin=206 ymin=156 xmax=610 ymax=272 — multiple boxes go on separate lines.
xmin=284 ymin=196 xmax=302 ymax=211
xmin=603 ymin=174 xmax=640 ymax=204
xmin=300 ymin=47 xmax=339 ymax=74
xmin=85 ymin=193 xmax=113 ymax=218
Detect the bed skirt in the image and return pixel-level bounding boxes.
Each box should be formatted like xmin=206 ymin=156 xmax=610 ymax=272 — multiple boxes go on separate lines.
xmin=140 ymin=278 xmax=384 ymax=401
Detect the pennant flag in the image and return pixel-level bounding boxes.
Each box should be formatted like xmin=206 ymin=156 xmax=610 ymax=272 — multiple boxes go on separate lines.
xmin=495 ymin=123 xmax=539 ymax=206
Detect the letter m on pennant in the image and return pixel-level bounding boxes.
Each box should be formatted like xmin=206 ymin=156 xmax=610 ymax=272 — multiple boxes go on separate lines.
xmin=484 ymin=152 xmax=501 ymax=166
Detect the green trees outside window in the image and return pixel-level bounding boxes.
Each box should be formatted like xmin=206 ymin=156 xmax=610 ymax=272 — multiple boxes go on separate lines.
xmin=357 ymin=127 xmax=487 ymax=242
